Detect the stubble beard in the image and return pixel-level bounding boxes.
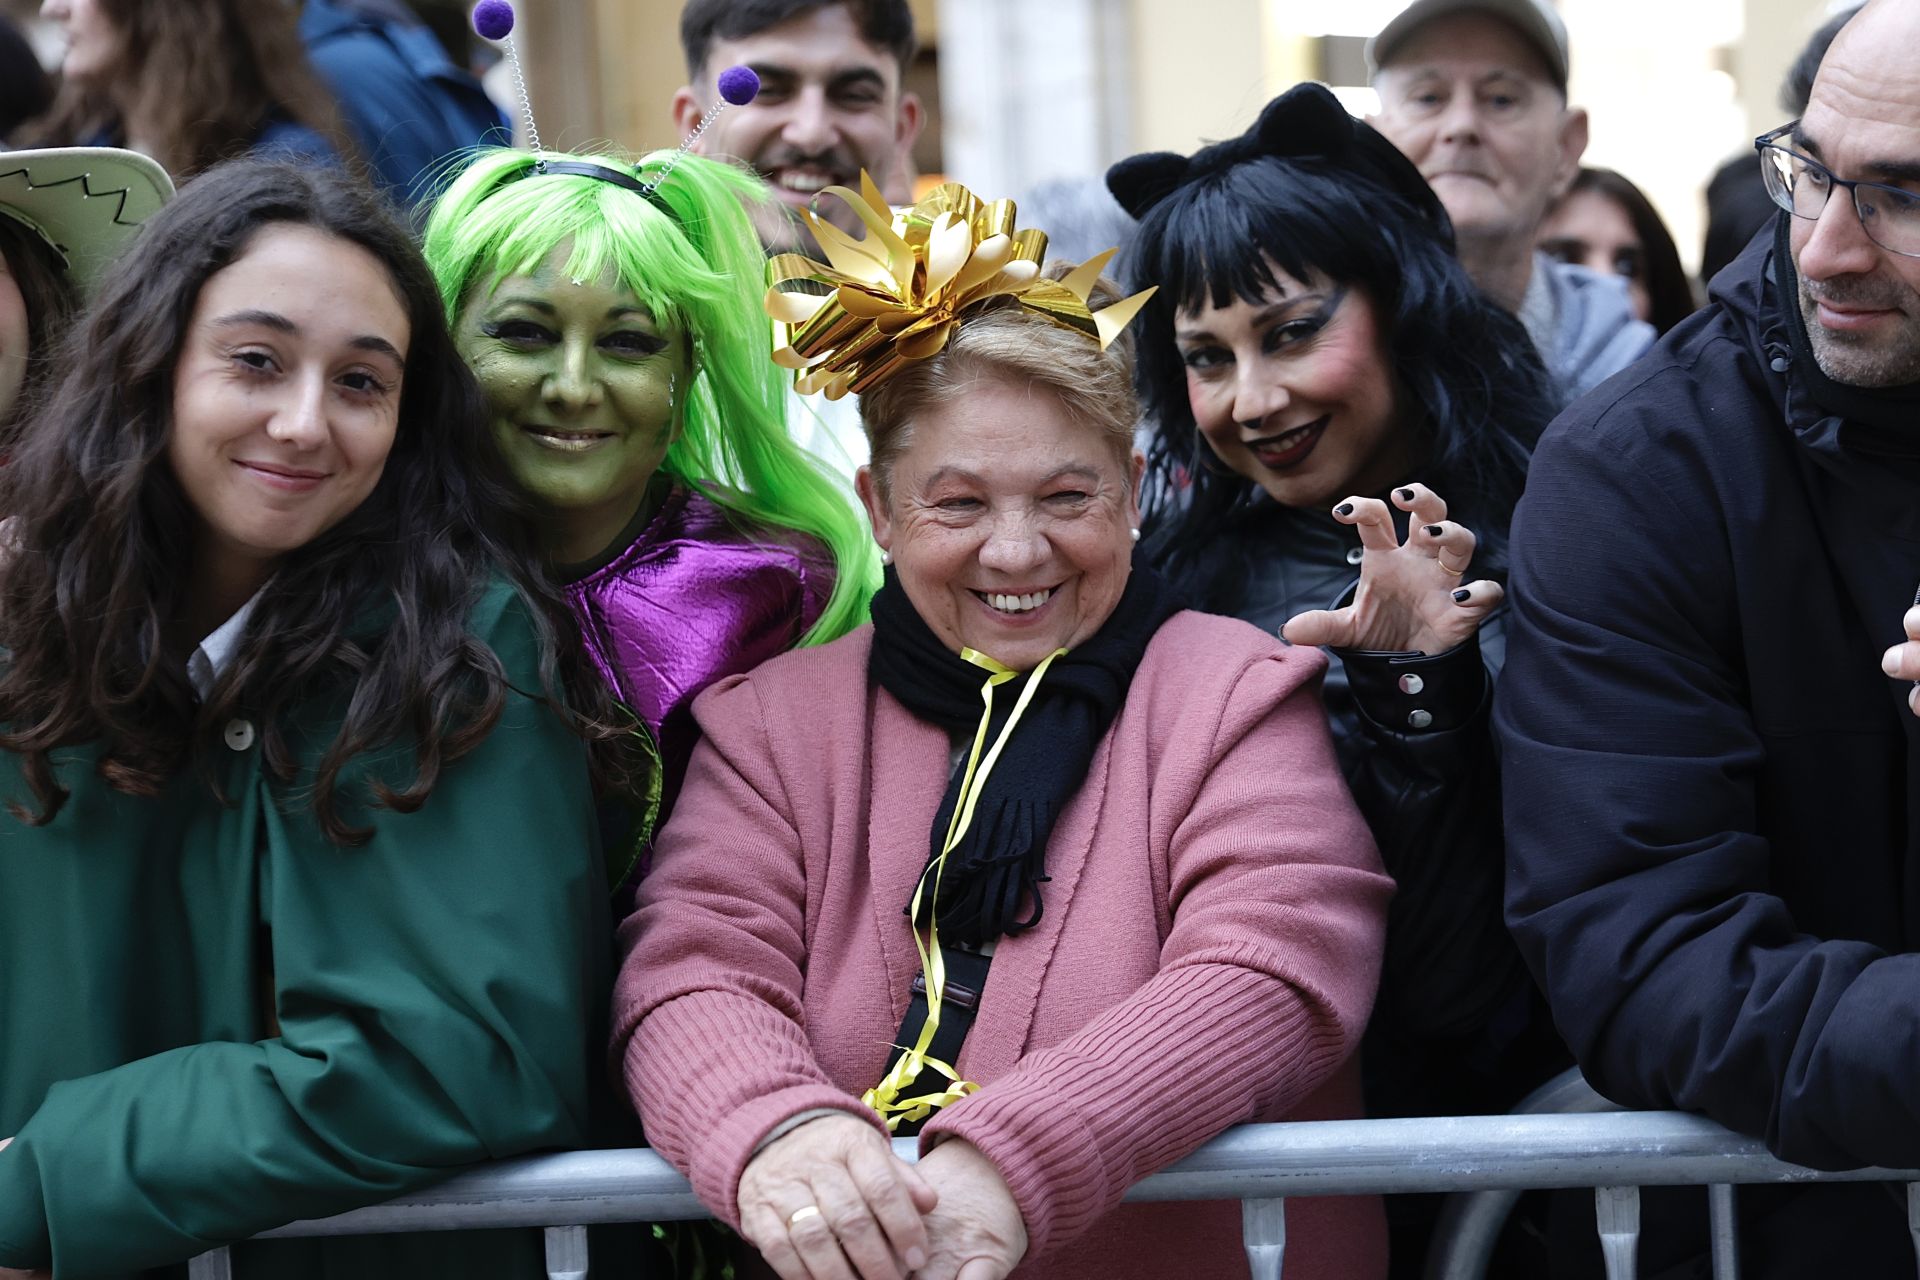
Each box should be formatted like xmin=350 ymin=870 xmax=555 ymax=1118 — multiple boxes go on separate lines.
xmin=1799 ymin=280 xmax=1920 ymax=389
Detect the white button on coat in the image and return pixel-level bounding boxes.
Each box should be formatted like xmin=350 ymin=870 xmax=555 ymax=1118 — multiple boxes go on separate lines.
xmin=223 ymin=719 xmax=255 ymax=751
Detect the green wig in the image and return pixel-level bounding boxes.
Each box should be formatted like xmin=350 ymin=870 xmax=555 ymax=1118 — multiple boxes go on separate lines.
xmin=421 ymin=147 xmax=877 ymax=646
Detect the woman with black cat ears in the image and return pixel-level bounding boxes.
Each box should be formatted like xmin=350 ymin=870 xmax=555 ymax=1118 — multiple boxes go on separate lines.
xmin=1110 ymin=81 xmax=1571 ymax=1273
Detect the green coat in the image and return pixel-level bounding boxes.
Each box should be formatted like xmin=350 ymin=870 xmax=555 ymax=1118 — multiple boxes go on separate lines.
xmin=0 ymin=583 xmax=610 ymax=1278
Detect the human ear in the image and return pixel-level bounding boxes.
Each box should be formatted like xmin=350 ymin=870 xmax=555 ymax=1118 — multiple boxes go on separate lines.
xmin=1553 ymin=106 xmax=1591 ymax=200
xmin=896 ymin=90 xmax=926 ymax=152
xmin=879 ymin=94 xmax=926 ymax=204
xmin=670 ymin=86 xmax=706 ymax=150
xmin=855 ymin=464 xmax=893 ymax=553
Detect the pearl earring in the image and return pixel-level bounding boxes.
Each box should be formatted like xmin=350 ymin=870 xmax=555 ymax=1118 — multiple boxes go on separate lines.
xmin=1130 ymin=527 xmax=1141 ymax=543
xmin=881 ymin=550 xmax=893 ymax=565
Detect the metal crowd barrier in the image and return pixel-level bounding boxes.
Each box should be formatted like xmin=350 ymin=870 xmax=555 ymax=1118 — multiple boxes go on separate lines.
xmin=186 ymin=1112 xmax=1920 ymax=1280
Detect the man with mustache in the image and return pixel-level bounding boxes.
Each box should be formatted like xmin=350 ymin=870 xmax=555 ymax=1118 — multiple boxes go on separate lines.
xmin=674 ymin=0 xmax=922 ymax=259
xmin=672 ymin=0 xmax=924 ymax=478
xmin=1498 ymin=1 xmax=1920 ymax=1272
xmin=1368 ymin=0 xmax=1652 ymax=406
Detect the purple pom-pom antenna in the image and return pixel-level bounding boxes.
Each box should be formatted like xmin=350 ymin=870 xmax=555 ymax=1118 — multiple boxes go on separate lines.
xmin=472 ymin=0 xmax=515 ymax=41
xmin=716 ymin=65 xmax=760 ymax=106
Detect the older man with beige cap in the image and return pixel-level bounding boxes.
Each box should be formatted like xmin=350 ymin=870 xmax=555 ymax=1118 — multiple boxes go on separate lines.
xmin=1369 ymin=0 xmax=1652 ymax=405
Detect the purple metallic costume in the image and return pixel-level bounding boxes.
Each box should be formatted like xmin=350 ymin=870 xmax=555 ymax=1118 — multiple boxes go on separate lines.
xmin=565 ymin=484 xmax=834 ymax=824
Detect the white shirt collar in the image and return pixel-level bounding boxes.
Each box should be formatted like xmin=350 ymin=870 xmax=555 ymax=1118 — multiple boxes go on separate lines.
xmin=186 ymin=592 xmax=263 ymax=697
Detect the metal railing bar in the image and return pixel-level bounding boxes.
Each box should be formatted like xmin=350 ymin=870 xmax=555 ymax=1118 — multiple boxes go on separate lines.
xmin=1708 ymin=1183 xmax=1738 ymax=1280
xmin=187 ymin=1248 xmax=233 ymax=1280
xmin=544 ymin=1225 xmax=588 ymax=1280
xmin=1242 ymin=1197 xmax=1286 ymax=1280
xmin=1594 ymin=1185 xmax=1640 ymax=1280
xmin=235 ymin=1113 xmax=1920 ymax=1241
xmin=1907 ymin=1182 xmax=1920 ymax=1280
xmin=1122 ymin=1114 xmax=1920 ymax=1202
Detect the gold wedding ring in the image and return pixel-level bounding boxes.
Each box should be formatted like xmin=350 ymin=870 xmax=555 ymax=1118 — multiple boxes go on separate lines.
xmin=1436 ymin=555 xmax=1466 ymax=577
xmin=788 ymin=1205 xmax=823 ymax=1229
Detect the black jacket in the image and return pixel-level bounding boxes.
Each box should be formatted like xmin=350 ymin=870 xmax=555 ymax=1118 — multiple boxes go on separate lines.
xmin=1500 ymin=218 xmax=1920 ymax=1273
xmin=1166 ymin=496 xmax=1561 ymax=1124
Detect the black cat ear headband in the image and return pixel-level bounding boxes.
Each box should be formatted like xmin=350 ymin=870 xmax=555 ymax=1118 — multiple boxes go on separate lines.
xmin=1106 ymin=81 xmax=1452 ymax=246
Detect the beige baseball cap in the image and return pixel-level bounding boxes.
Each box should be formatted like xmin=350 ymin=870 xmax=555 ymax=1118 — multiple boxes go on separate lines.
xmin=1367 ymin=0 xmax=1570 ymax=91
xmin=0 ymin=148 xmax=174 ymax=291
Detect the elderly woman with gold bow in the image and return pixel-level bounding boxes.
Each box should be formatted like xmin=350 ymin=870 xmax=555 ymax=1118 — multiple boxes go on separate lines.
xmin=612 ymin=179 xmax=1393 ymax=1280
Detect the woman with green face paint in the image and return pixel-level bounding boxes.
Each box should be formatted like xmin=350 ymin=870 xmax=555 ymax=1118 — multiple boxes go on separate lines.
xmin=423 ymin=148 xmax=879 ymax=870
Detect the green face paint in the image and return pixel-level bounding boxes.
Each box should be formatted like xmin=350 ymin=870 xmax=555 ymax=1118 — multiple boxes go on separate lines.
xmin=456 ymin=246 xmax=684 ymax=562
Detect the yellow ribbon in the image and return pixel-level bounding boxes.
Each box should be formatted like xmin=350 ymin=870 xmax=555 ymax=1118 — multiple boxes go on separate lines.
xmin=862 ymin=646 xmax=1067 ymax=1131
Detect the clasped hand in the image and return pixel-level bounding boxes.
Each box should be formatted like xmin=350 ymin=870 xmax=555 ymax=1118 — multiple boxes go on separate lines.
xmin=1281 ymin=484 xmax=1500 ymax=655
xmin=738 ymin=1115 xmax=1026 ymax=1280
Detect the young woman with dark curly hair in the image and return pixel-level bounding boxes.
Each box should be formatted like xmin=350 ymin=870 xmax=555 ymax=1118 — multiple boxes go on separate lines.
xmin=0 ymin=158 xmax=627 ymax=1280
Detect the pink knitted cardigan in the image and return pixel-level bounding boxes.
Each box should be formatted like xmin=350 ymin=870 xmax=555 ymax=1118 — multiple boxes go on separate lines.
xmin=614 ymin=612 xmax=1393 ymax=1279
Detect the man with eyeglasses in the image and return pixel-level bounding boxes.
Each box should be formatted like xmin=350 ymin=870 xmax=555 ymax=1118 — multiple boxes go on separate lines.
xmin=1497 ymin=1 xmax=1920 ymax=1271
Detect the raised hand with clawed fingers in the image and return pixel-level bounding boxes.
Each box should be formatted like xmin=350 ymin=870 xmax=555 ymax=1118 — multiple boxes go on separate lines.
xmin=1280 ymin=483 xmax=1500 ymax=654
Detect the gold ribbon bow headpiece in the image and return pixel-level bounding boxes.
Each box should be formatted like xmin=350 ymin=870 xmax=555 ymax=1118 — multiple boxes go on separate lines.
xmin=765 ymin=173 xmax=1156 ymax=401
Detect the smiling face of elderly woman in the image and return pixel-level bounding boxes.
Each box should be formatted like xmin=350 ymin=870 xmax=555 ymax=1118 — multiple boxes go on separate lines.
xmin=855 ymin=290 xmax=1144 ymax=673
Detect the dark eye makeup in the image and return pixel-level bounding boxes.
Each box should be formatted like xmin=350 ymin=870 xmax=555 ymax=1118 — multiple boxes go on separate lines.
xmin=479 ymin=318 xmax=553 ymax=345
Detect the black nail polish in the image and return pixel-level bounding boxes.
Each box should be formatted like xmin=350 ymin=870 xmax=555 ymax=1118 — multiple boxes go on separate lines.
xmin=1424 ymin=524 xmax=1444 ymax=537
xmin=1452 ymin=588 xmax=1471 ymax=603
xmin=1396 ymin=488 xmax=1414 ymax=502
xmin=1334 ymin=502 xmax=1354 ymax=516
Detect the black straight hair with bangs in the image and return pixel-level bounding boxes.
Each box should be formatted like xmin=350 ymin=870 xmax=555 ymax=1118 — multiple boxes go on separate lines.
xmin=1125 ymin=152 xmax=1554 ymax=596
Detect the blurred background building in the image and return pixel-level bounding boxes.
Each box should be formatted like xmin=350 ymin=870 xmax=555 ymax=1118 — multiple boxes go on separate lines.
xmin=1 ymin=0 xmax=1851 ymax=274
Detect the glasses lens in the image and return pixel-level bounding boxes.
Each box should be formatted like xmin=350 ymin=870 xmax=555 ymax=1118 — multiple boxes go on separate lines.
xmin=1761 ymin=147 xmax=1826 ymax=219
xmin=1857 ymin=184 xmax=1920 ymax=256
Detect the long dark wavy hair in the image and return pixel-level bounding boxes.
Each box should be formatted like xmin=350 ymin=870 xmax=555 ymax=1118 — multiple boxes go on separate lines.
xmin=37 ymin=0 xmax=355 ymax=178
xmin=0 ymin=159 xmax=627 ymax=843
xmin=1121 ymin=143 xmax=1554 ymax=604
xmin=0 ymin=217 xmax=79 ymax=447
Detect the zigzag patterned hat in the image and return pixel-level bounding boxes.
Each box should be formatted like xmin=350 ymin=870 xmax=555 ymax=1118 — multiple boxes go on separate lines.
xmin=0 ymin=148 xmax=174 ymax=290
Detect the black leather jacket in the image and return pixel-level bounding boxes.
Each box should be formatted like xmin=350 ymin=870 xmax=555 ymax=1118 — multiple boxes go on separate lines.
xmin=1162 ymin=495 xmax=1563 ymax=1120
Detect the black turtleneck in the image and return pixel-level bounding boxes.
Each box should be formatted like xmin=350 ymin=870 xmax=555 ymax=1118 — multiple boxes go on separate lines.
xmin=1772 ymin=214 xmax=1920 ymax=452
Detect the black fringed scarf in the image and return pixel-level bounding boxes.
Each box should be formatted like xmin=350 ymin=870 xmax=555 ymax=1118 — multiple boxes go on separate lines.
xmin=868 ymin=553 xmax=1183 ymax=946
